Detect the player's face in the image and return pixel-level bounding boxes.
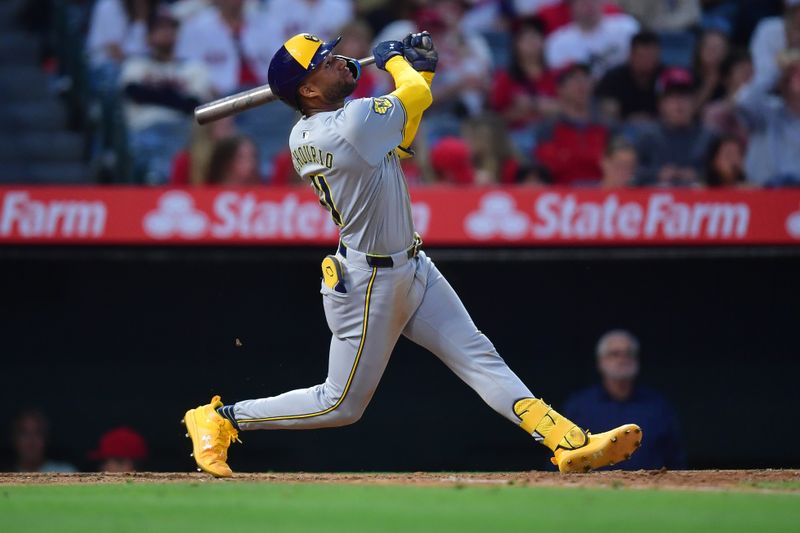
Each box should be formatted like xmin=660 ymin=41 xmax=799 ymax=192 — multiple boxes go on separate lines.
xmin=304 ymin=54 xmax=357 ymax=104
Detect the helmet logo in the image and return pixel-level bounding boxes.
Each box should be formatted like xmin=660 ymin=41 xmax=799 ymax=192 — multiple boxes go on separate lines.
xmin=303 ymin=34 xmax=320 ymax=42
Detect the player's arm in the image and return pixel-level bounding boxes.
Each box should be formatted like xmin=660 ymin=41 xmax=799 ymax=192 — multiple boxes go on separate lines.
xmin=373 ymin=40 xmax=433 ymax=151
xmin=392 ymin=32 xmax=438 ymax=158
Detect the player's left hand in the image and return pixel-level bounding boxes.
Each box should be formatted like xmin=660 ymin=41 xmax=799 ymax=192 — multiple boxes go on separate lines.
xmin=402 ymin=31 xmax=438 ymax=73
xmin=372 ymin=40 xmax=405 ymax=71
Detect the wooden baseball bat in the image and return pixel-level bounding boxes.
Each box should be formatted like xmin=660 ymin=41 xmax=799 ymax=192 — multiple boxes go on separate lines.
xmin=194 ymin=56 xmax=376 ymax=125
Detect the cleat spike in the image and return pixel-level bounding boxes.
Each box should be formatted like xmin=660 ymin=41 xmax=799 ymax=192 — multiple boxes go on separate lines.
xmin=197 ymin=468 xmax=202 ymax=472
xmin=190 ymin=453 xmax=193 ymax=457
xmin=185 ymin=433 xmax=189 ymax=438
xmin=181 ymin=419 xmax=185 ymax=425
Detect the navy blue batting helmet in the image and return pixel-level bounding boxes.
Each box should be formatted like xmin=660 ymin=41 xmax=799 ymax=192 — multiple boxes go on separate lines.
xmin=268 ymin=33 xmax=361 ymax=109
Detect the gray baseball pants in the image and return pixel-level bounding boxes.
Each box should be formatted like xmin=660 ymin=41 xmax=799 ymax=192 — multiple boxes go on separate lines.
xmin=233 ymin=250 xmax=533 ymax=429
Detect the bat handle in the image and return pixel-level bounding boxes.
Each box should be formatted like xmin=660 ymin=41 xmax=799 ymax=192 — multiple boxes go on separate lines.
xmin=194 ymin=55 xmax=376 ymax=125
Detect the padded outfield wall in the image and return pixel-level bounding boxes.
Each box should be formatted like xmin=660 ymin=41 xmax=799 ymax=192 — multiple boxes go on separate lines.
xmin=0 ymin=243 xmax=797 ymax=472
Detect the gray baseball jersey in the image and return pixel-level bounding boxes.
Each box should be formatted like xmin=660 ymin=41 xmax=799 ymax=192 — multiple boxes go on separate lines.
xmin=232 ymin=95 xmax=534 ymax=433
xmin=288 ymin=95 xmax=415 ymax=255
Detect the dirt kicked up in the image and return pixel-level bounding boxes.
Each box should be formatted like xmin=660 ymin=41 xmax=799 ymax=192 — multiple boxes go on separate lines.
xmin=1 ymin=470 xmax=798 ymax=493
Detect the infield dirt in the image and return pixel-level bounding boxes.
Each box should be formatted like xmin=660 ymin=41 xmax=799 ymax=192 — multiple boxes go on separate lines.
xmin=1 ymin=470 xmax=798 ymax=492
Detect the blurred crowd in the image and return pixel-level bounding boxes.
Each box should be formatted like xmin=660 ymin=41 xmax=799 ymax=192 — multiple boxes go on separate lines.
xmin=8 ymin=408 xmax=148 ymax=473
xmin=23 ymin=0 xmax=800 ymax=187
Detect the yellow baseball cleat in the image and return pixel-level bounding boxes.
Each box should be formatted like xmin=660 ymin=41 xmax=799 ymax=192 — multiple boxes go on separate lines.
xmin=514 ymin=398 xmax=642 ymax=473
xmin=551 ymin=424 xmax=642 ymax=473
xmin=182 ymin=395 xmax=240 ymax=478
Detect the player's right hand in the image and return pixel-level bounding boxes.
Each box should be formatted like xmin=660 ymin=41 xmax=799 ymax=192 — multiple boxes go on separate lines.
xmin=372 ymin=40 xmax=404 ymax=71
xmin=402 ymin=31 xmax=438 ymax=73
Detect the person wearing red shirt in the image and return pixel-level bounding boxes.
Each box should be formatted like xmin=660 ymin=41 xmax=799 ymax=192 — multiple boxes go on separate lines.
xmin=490 ymin=17 xmax=558 ymax=130
xmin=536 ymin=0 xmax=623 ymax=35
xmin=534 ymin=63 xmax=611 ymax=185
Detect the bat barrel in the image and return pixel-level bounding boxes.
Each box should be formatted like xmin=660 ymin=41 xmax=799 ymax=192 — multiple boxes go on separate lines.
xmin=194 ymin=85 xmax=276 ymax=125
xmin=193 ymin=56 xmax=376 ymax=125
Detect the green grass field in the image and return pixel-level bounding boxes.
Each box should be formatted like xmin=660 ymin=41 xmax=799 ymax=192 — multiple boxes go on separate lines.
xmin=2 ymin=482 xmax=798 ymax=533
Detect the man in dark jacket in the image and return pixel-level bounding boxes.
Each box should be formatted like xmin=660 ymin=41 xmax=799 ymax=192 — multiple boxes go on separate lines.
xmin=563 ymin=330 xmax=686 ymax=470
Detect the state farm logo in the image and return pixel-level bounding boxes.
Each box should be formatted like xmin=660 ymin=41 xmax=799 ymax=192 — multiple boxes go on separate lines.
xmin=141 ymin=190 xmax=432 ymax=241
xmin=464 ymin=192 xmax=751 ymax=241
xmin=786 ymin=205 xmax=800 ymax=239
xmin=144 ymin=191 xmax=208 ymax=239
xmin=0 ymin=191 xmax=106 ymax=238
xmin=465 ymin=192 xmax=529 ymax=239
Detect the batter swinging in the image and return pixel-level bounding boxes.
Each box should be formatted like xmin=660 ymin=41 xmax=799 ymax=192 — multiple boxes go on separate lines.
xmin=183 ymin=32 xmax=642 ymax=477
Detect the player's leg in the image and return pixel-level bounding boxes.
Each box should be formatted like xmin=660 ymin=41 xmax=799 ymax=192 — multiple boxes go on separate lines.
xmin=184 ymin=263 xmax=419 ymax=476
xmin=402 ymin=252 xmax=642 ymax=472
xmin=232 ymin=263 xmax=417 ymax=430
xmin=401 ymin=252 xmax=533 ymax=422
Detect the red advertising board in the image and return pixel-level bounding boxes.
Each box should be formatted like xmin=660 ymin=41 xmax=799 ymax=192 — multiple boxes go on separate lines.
xmin=1 ymin=186 xmax=799 ymax=246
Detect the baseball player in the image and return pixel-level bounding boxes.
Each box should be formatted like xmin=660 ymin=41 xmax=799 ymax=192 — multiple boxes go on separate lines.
xmin=183 ymin=32 xmax=642 ymax=477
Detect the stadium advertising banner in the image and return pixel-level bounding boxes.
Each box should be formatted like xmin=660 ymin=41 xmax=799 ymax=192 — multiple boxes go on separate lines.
xmin=1 ymin=186 xmax=799 ymax=246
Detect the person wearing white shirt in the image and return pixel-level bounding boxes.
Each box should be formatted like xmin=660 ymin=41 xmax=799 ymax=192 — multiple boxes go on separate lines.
xmin=545 ymin=0 xmax=639 ymax=78
xmin=174 ymin=0 xmax=265 ymax=96
xmin=121 ymin=7 xmax=212 ymax=183
xmin=257 ymin=0 xmax=354 ymax=51
xmin=86 ymin=0 xmax=152 ymax=67
xmin=749 ymin=0 xmax=800 ymax=92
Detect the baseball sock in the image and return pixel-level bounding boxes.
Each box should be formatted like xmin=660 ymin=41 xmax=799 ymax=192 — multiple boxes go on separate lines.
xmin=216 ymin=405 xmax=240 ymax=430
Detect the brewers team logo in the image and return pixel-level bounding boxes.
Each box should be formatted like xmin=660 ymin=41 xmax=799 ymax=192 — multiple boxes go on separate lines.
xmin=303 ymin=34 xmax=320 ymax=42
xmin=372 ymin=97 xmax=393 ymax=115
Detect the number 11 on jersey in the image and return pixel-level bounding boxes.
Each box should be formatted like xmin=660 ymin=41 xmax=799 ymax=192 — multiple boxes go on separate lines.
xmin=310 ymin=174 xmax=343 ymax=227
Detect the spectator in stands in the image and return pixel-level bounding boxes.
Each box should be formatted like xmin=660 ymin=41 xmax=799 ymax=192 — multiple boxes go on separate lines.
xmin=534 ymin=64 xmax=611 ymax=185
xmin=749 ymin=0 xmax=800 ymax=92
xmin=10 ymin=409 xmax=76 ymax=473
xmin=174 ymin=0 xmax=267 ymax=95
xmin=120 ymin=5 xmax=212 ymax=184
xmin=207 ymin=135 xmax=261 ymax=185
xmin=544 ymin=0 xmax=640 ymax=78
xmin=564 ymin=330 xmax=686 ymax=471
xmin=600 ymin=136 xmax=638 ymax=188
xmin=87 ymin=0 xmax=153 ymax=68
xmin=269 ymin=150 xmax=303 ymax=186
xmin=462 ymin=114 xmax=526 ymax=184
xmin=86 ymin=0 xmax=155 ymax=94
xmin=704 ymin=135 xmax=747 ymax=187
xmin=257 ymin=0 xmax=354 ymax=60
xmin=490 ymin=17 xmax=559 ymax=130
xmin=595 ymin=31 xmax=663 ymax=122
xmin=635 ymin=68 xmax=714 ymax=186
xmin=424 ymin=2 xmax=494 ymax=118
xmin=703 ymin=50 xmax=753 ymax=142
xmin=736 ymin=48 xmax=800 ymax=186
xmin=430 ymin=137 xmax=476 ymax=184
xmin=615 ymin=0 xmax=701 ymax=32
xmin=89 ymin=427 xmax=149 ymax=473
xmin=693 ymin=28 xmax=731 ymax=110
xmin=519 ymin=0 xmax=624 ymax=35
xmin=170 ymin=116 xmax=237 ymax=185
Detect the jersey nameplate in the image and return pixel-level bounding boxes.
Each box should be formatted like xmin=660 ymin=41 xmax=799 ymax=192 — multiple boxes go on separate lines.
xmin=291 ymin=145 xmax=334 ymax=173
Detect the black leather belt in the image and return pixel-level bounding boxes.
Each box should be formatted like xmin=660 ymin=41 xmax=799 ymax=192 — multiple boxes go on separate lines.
xmin=338 ymin=234 xmax=422 ymax=268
